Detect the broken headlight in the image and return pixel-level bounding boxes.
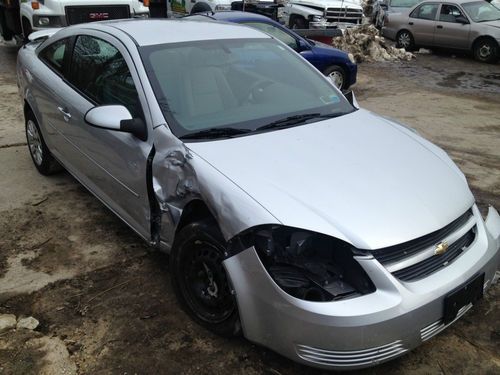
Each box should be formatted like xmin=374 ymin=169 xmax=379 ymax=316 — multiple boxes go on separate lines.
xmin=229 ymin=226 xmax=375 ymax=302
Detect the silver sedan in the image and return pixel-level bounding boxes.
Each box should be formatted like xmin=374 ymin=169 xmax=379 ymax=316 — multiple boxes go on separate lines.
xmin=17 ymin=19 xmax=500 ymax=370
xmin=382 ymin=0 xmax=500 ymax=62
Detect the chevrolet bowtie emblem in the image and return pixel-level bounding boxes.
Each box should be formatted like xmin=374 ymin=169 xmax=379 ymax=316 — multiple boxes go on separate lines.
xmin=434 ymin=241 xmax=449 ymax=256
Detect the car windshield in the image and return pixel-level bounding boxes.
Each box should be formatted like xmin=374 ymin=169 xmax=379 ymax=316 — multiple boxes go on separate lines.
xmin=462 ymin=1 xmax=500 ymax=22
xmin=390 ymin=0 xmax=422 ymax=8
xmin=140 ymin=38 xmax=354 ymax=139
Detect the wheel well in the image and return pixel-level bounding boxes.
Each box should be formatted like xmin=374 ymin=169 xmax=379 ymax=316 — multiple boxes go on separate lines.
xmin=24 ymin=100 xmax=33 ymax=118
xmin=289 ymin=14 xmax=305 ymax=24
xmin=175 ymin=200 xmax=215 ymax=234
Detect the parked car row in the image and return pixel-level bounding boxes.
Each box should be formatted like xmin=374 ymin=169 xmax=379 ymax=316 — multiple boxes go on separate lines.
xmin=186 ymin=11 xmax=358 ymax=90
xmin=382 ymin=0 xmax=500 ymax=63
xmin=17 ymin=17 xmax=500 ymax=372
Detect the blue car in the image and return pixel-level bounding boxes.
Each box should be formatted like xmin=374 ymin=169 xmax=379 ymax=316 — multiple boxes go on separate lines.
xmin=186 ymin=11 xmax=357 ymax=91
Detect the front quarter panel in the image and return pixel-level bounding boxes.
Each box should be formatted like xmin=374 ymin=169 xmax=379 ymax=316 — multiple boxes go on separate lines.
xmin=151 ymin=126 xmax=281 ymax=249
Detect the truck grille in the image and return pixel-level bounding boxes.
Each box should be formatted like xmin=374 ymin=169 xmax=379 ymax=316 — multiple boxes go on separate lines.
xmin=66 ymin=5 xmax=130 ymax=25
xmin=325 ymin=8 xmax=363 ymax=24
xmin=370 ymin=209 xmax=476 ymax=282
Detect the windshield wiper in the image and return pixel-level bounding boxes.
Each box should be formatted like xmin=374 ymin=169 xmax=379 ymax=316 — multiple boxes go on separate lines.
xmin=256 ymin=112 xmax=347 ymax=132
xmin=180 ymin=127 xmax=252 ymax=140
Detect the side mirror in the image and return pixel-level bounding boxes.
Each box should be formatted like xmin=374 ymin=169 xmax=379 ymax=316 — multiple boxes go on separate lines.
xmin=297 ymin=39 xmax=311 ymax=51
xmin=85 ymin=105 xmax=147 ymax=141
xmin=456 ymin=16 xmax=469 ymax=24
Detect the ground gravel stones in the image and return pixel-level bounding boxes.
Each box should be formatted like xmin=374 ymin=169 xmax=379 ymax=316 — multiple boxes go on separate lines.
xmin=0 ymin=314 xmax=17 ymax=333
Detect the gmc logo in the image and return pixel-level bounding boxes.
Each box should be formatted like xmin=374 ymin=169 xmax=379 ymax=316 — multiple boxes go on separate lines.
xmin=89 ymin=12 xmax=110 ymax=20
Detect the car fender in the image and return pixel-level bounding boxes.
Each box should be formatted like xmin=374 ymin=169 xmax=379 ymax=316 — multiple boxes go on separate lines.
xmin=151 ymin=126 xmax=281 ymax=251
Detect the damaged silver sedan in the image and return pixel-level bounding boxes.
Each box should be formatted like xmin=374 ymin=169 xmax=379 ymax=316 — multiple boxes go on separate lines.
xmin=17 ymin=19 xmax=500 ymax=370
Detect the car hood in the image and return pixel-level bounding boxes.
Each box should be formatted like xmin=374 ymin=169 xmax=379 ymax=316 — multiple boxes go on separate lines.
xmin=291 ymin=0 xmax=363 ymax=10
xmin=187 ymin=109 xmax=474 ymax=250
xmin=481 ymin=20 xmax=500 ymax=29
xmin=310 ymin=41 xmax=349 ymax=60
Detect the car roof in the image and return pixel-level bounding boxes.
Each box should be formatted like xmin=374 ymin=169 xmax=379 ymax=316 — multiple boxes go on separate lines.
xmin=418 ymin=0 xmax=482 ymax=4
xmin=85 ymin=18 xmax=270 ymax=46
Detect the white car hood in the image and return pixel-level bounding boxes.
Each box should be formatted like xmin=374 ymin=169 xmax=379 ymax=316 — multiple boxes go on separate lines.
xmin=188 ymin=109 xmax=474 ymax=250
xmin=290 ymin=0 xmax=363 ymax=10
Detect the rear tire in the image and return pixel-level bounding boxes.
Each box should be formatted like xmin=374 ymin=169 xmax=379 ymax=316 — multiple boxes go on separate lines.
xmin=396 ymin=30 xmax=415 ymax=51
xmin=190 ymin=2 xmax=212 ymax=15
xmin=473 ymin=38 xmax=499 ymax=64
xmin=170 ymin=220 xmax=241 ymax=337
xmin=22 ymin=17 xmax=32 ymax=42
xmin=25 ymin=110 xmax=62 ymax=175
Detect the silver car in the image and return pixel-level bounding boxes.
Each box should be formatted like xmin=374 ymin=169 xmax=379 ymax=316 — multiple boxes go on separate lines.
xmin=17 ymin=19 xmax=500 ymax=370
xmin=382 ymin=0 xmax=500 ymax=62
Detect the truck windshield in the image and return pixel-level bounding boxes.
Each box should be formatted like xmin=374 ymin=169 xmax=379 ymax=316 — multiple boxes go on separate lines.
xmin=140 ymin=38 xmax=354 ymax=139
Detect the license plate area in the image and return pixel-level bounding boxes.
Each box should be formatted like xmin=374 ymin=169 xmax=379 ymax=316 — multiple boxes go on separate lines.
xmin=443 ymin=273 xmax=484 ymax=324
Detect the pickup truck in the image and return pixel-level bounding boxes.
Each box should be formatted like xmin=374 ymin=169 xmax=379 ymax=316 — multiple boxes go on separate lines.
xmin=0 ymin=0 xmax=149 ymax=42
xmin=281 ymin=0 xmax=364 ymax=29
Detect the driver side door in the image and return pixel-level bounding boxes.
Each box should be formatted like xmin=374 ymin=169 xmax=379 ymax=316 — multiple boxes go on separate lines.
xmin=57 ymin=32 xmax=154 ymax=240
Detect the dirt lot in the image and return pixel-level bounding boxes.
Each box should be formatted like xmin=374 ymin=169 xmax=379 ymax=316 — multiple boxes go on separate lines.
xmin=0 ymin=38 xmax=499 ymax=374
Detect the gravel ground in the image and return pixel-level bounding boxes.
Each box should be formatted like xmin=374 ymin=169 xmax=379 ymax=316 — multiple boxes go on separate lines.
xmin=0 ymin=38 xmax=499 ymax=374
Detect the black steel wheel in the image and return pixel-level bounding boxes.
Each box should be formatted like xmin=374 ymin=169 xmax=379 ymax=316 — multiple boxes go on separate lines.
xmin=170 ymin=220 xmax=241 ymax=337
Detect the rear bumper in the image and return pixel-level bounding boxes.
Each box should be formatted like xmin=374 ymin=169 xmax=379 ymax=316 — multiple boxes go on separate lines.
xmin=223 ymin=205 xmax=500 ymax=370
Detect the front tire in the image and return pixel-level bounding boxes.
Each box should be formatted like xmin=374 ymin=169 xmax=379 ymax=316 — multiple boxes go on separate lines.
xmin=25 ymin=111 xmax=61 ymax=175
xmin=290 ymin=16 xmax=308 ymax=30
xmin=323 ymin=65 xmax=347 ymax=90
xmin=190 ymin=2 xmax=212 ymax=15
xmin=170 ymin=220 xmax=241 ymax=337
xmin=396 ymin=30 xmax=415 ymax=51
xmin=473 ymin=38 xmax=499 ymax=64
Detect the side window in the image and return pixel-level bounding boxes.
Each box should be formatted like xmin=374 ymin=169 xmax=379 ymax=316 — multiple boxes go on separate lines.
xmin=242 ymin=22 xmax=298 ymax=50
xmin=69 ymin=35 xmax=142 ymax=118
xmin=39 ymin=38 xmax=68 ymax=74
xmin=439 ymin=4 xmax=465 ymax=22
xmin=410 ymin=3 xmax=439 ymax=20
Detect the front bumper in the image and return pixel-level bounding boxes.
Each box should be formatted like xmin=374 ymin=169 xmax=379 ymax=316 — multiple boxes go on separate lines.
xmin=223 ymin=205 xmax=500 ymax=370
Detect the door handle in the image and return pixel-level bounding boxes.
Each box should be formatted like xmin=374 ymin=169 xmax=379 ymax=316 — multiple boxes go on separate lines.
xmin=409 ymin=22 xmax=414 ymax=25
xmin=437 ymin=25 xmax=443 ymax=29
xmin=57 ymin=107 xmax=72 ymax=121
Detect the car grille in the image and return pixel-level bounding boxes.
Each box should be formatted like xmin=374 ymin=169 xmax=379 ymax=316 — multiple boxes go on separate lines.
xmin=325 ymin=8 xmax=363 ymax=24
xmin=66 ymin=5 xmax=130 ymax=25
xmin=296 ymin=340 xmax=408 ymax=367
xmin=370 ymin=209 xmax=476 ymax=282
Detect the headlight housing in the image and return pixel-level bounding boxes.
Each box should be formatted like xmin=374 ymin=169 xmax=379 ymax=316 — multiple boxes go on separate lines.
xmin=309 ymin=15 xmax=326 ymax=23
xmin=229 ymin=226 xmax=375 ymax=302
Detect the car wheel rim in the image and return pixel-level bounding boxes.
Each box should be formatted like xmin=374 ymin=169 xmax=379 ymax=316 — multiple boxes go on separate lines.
xmin=329 ymin=71 xmax=344 ymax=89
xmin=399 ymin=33 xmax=410 ymax=48
xmin=478 ymin=44 xmax=491 ymax=59
xmin=27 ymin=120 xmax=43 ymax=166
xmin=181 ymin=240 xmax=235 ymax=324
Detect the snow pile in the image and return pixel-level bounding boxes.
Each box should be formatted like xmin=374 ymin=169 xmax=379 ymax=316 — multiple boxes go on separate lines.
xmin=332 ymin=24 xmax=415 ymax=63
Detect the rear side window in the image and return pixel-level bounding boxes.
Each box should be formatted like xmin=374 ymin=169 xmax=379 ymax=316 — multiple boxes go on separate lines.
xmin=39 ymin=38 xmax=68 ymax=74
xmin=410 ymin=3 xmax=439 ymax=19
xmin=69 ymin=35 xmax=142 ymax=118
